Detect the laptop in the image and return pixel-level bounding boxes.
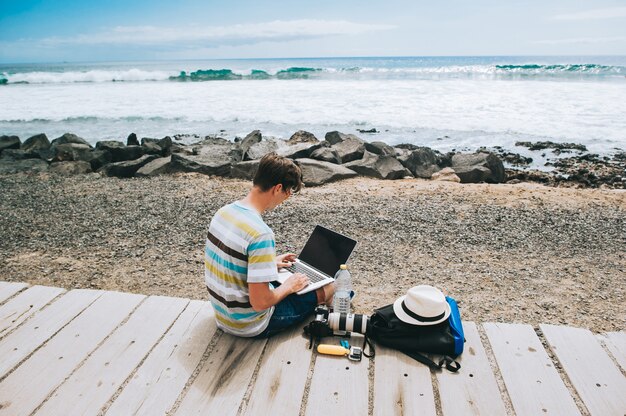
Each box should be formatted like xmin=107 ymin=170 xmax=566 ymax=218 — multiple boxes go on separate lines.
xmin=276 ymin=225 xmax=357 ymax=295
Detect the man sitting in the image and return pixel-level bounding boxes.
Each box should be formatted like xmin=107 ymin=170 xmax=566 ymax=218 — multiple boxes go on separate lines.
xmin=204 ymin=153 xmax=334 ymax=338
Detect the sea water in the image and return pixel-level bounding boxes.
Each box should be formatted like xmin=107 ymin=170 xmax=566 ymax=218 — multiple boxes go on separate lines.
xmin=1 ymin=56 xmax=625 ymax=170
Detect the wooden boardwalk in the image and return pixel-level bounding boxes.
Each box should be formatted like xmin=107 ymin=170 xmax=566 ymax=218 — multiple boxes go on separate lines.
xmin=0 ymin=281 xmax=624 ymax=416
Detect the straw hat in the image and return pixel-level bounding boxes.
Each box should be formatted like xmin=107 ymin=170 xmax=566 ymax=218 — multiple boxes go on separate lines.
xmin=393 ymin=285 xmax=450 ymax=326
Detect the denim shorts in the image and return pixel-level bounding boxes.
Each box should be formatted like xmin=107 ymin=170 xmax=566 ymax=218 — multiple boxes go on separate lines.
xmin=254 ymin=290 xmax=318 ymax=338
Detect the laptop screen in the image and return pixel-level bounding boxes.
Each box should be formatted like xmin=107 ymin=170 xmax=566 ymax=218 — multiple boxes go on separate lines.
xmin=298 ymin=225 xmax=357 ymax=277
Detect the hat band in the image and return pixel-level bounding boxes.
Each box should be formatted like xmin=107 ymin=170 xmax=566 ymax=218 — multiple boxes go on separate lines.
xmin=401 ymin=301 xmax=445 ymax=322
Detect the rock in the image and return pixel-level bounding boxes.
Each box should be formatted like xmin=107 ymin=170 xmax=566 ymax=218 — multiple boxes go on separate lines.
xmin=397 ymin=147 xmax=440 ymax=178
xmin=170 ymin=141 xmax=235 ymax=176
xmin=245 ymin=139 xmax=282 ymax=160
xmin=49 ymin=143 xmax=93 ymax=162
xmin=287 ymin=130 xmax=319 ymax=145
xmin=126 ymin=133 xmax=139 ymax=146
xmin=230 ymin=160 xmax=260 ymax=180
xmin=157 ymin=136 xmax=173 ymax=155
xmin=357 ymin=128 xmax=379 ymax=134
xmin=51 ymin=133 xmax=92 ymax=148
xmin=135 ymin=156 xmax=172 ymax=177
xmin=142 ymin=141 xmax=163 ymax=155
xmin=171 ymin=143 xmax=195 ymax=155
xmin=1 ymin=149 xmax=29 ymax=160
xmin=86 ymin=150 xmax=113 ymax=171
xmin=239 ymin=130 xmax=262 ymax=158
xmin=99 ymin=154 xmax=157 ymax=178
xmin=310 ymin=146 xmax=341 ymax=164
xmin=344 ymin=152 xmax=411 ymax=180
xmin=0 ymin=135 xmax=20 ymax=154
xmin=22 ymin=133 xmax=50 ymax=156
xmin=431 ymin=167 xmax=461 ymax=182
xmin=516 ymin=141 xmax=588 ymax=152
xmin=277 ymin=142 xmax=322 ymax=160
xmin=295 ymin=158 xmax=358 ymax=186
xmin=0 ymin=158 xmax=48 ymax=174
xmin=49 ymin=161 xmax=92 ymax=175
xmin=451 ymin=152 xmax=506 ymax=183
xmin=96 ymin=141 xmax=144 ymax=162
xmin=365 ymin=141 xmax=395 ymax=156
xmin=325 ymin=132 xmax=365 ymax=163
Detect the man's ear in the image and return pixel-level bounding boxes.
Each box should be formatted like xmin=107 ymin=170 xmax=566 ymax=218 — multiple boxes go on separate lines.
xmin=273 ymin=183 xmax=284 ymax=194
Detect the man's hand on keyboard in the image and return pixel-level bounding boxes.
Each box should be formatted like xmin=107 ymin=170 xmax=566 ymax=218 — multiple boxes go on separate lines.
xmin=276 ymin=252 xmax=297 ymax=270
xmin=284 ymin=273 xmax=310 ymax=293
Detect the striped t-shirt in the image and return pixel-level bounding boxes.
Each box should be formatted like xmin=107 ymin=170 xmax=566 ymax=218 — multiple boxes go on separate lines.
xmin=204 ymin=201 xmax=278 ymax=337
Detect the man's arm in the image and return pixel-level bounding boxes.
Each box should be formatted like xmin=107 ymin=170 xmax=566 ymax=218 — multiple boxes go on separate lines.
xmin=248 ymin=273 xmax=309 ymax=311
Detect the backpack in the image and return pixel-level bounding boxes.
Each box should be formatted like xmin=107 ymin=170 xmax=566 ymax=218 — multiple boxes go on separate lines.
xmin=364 ymin=296 xmax=465 ymax=372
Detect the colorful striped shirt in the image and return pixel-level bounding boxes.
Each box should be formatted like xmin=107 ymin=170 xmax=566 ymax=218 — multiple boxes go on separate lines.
xmin=204 ymin=201 xmax=278 ymax=337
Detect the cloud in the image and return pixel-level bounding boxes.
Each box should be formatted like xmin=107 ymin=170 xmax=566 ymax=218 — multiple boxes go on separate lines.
xmin=36 ymin=20 xmax=396 ymax=47
xmin=534 ymin=36 xmax=626 ymax=45
xmin=554 ymin=7 xmax=626 ymax=21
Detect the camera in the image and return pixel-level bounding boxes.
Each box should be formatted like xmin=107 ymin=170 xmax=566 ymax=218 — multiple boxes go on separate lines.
xmin=303 ymin=305 xmax=370 ymax=349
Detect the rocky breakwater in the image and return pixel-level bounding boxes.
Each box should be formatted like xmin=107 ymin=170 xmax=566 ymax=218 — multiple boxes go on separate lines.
xmin=0 ymin=130 xmax=506 ymax=186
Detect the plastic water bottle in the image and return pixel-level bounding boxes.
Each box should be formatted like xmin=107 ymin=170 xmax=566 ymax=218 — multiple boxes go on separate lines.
xmin=333 ymin=264 xmax=352 ymax=315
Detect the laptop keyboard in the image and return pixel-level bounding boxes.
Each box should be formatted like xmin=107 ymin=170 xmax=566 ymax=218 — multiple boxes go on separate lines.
xmin=286 ymin=263 xmax=327 ymax=283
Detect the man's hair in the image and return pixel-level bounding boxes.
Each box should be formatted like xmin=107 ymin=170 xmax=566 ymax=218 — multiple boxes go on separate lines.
xmin=253 ymin=153 xmax=303 ymax=193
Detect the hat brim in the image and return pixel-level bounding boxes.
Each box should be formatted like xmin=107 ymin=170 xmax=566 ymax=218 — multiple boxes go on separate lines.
xmin=393 ymin=295 xmax=451 ymax=326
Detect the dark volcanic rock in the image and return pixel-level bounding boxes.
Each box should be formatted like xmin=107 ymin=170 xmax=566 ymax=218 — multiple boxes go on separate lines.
xmin=287 ymin=130 xmax=319 ymax=145
xmin=245 ymin=139 xmax=281 ymax=160
xmin=171 ymin=140 xmax=236 ymax=176
xmin=1 ymin=149 xmax=29 ymax=160
xmin=231 ymin=160 xmax=260 ymax=180
xmin=451 ymin=152 xmax=506 ymax=183
xmin=0 ymin=135 xmax=20 ymax=154
xmin=96 ymin=141 xmax=144 ymax=162
xmin=397 ymin=147 xmax=440 ymax=178
xmin=277 ymin=142 xmax=322 ymax=160
xmin=99 ymin=154 xmax=157 ymax=178
xmin=135 ymin=156 xmax=172 ymax=177
xmin=295 ymin=158 xmax=358 ymax=186
xmin=516 ymin=141 xmax=588 ymax=152
xmin=86 ymin=150 xmax=113 ymax=171
xmin=310 ymin=146 xmax=341 ymax=164
xmin=22 ymin=134 xmax=50 ymax=156
xmin=365 ymin=141 xmax=395 ymax=156
xmin=49 ymin=143 xmax=93 ymax=162
xmin=51 ymin=133 xmax=92 ymax=148
xmin=325 ymin=132 xmax=365 ymax=163
xmin=49 ymin=161 xmax=93 ymax=175
xmin=345 ymin=151 xmax=411 ymax=180
xmin=356 ymin=128 xmax=379 ymax=134
xmin=240 ymin=130 xmax=262 ymax=158
xmin=126 ymin=133 xmax=139 ymax=146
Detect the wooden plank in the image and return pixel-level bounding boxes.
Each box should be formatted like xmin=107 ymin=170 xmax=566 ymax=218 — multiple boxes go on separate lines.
xmin=0 ymin=285 xmax=65 ymax=338
xmin=599 ymin=331 xmax=626 ymax=372
xmin=0 ymin=289 xmax=102 ymax=378
xmin=242 ymin=322 xmax=312 ymax=416
xmin=541 ymin=324 xmax=626 ymax=416
xmin=0 ymin=282 xmax=28 ymax=304
xmin=305 ymin=335 xmax=369 ymax=416
xmin=484 ymin=322 xmax=580 ymax=416
xmin=437 ymin=322 xmax=507 ymax=416
xmin=373 ymin=345 xmax=435 ymax=416
xmin=0 ymin=291 xmax=144 ymax=416
xmin=106 ymin=300 xmax=217 ymax=416
xmin=35 ymin=295 xmax=189 ymax=416
xmin=175 ymin=333 xmax=267 ymax=415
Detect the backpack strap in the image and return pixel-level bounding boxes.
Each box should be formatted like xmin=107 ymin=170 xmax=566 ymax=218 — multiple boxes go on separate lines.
xmin=401 ymin=349 xmax=461 ymax=373
xmin=361 ymin=334 xmax=376 ymax=358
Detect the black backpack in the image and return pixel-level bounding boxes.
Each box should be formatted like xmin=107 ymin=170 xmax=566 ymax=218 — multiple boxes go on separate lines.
xmin=364 ymin=296 xmax=465 ymax=372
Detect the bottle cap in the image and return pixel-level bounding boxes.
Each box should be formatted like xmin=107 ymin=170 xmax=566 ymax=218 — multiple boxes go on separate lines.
xmin=340 ymin=264 xmax=347 ymax=270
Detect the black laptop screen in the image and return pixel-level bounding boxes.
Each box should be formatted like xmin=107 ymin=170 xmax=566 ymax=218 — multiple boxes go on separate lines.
xmin=298 ymin=225 xmax=357 ymax=277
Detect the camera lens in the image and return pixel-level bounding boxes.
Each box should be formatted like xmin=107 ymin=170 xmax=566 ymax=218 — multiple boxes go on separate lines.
xmin=328 ymin=312 xmax=369 ymax=334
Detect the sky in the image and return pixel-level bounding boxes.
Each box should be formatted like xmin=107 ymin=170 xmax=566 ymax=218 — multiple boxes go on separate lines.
xmin=0 ymin=0 xmax=625 ymax=63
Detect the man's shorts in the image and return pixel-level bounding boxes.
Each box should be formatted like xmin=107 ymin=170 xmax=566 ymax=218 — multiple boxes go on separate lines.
xmin=254 ymin=290 xmax=318 ymax=338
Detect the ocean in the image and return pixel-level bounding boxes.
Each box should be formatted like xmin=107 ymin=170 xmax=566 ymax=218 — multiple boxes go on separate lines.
xmin=1 ymin=56 xmax=625 ymax=170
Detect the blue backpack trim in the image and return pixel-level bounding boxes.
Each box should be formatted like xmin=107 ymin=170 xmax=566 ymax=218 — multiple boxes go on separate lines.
xmin=446 ymin=296 xmax=465 ymax=356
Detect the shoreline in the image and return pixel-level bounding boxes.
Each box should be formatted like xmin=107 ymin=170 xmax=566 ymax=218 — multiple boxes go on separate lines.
xmin=0 ymin=173 xmax=624 ymax=333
